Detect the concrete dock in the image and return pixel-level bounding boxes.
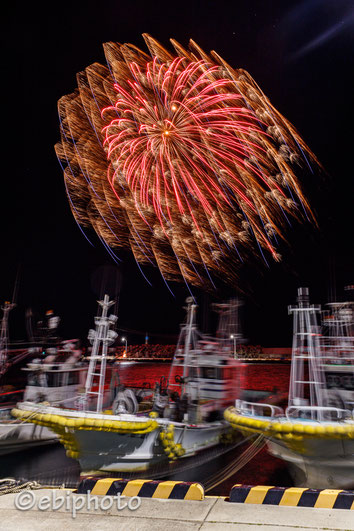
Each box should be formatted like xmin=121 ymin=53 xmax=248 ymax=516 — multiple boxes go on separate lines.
xmin=0 ymin=489 xmax=353 ymax=530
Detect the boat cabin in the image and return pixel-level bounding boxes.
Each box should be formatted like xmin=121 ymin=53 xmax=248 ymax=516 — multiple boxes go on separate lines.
xmin=22 ymin=351 xmax=86 ymax=408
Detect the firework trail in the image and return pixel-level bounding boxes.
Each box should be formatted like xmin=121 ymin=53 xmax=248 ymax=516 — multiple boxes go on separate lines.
xmin=55 ymin=34 xmax=318 ymax=288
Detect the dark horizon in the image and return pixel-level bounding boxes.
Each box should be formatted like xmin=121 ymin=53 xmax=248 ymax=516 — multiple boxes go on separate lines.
xmin=3 ymin=1 xmax=354 ymax=347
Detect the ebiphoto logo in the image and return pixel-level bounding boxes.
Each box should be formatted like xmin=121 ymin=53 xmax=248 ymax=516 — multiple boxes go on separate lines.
xmin=14 ymin=490 xmax=141 ymax=518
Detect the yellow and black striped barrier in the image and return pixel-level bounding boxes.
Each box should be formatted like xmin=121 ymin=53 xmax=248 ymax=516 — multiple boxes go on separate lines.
xmin=77 ymin=477 xmax=204 ymax=500
xmin=229 ymin=485 xmax=354 ymax=509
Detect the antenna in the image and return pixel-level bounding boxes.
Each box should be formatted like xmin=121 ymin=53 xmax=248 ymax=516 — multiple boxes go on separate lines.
xmin=0 ymin=301 xmax=16 ymax=375
xmin=11 ymin=264 xmax=21 ymax=306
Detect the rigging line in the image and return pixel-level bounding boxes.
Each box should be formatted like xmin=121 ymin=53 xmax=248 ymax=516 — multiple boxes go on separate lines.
xmin=204 ymin=434 xmax=266 ymax=492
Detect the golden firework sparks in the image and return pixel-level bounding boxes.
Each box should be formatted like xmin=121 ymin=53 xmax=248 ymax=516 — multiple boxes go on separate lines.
xmin=55 ymin=34 xmax=318 ymax=289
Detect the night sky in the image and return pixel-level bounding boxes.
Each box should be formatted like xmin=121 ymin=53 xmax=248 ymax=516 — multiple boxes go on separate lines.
xmin=3 ymin=0 xmax=354 ymax=347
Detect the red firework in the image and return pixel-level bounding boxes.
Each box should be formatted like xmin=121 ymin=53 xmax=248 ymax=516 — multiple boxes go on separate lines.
xmin=55 ymin=35 xmax=318 ymax=288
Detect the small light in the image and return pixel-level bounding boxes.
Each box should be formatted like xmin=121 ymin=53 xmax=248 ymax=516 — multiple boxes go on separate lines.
xmin=171 ymin=104 xmax=177 ymax=111
xmin=163 ymin=130 xmax=170 ymax=136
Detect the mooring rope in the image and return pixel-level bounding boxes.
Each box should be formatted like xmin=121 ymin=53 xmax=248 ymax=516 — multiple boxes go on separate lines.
xmin=0 ymin=478 xmax=43 ymax=496
xmin=204 ymin=434 xmax=266 ymax=492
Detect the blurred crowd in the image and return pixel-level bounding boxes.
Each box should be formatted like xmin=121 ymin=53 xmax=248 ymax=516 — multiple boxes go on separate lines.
xmin=114 ymin=344 xmax=176 ymax=359
xmin=111 ymin=344 xmax=290 ymax=361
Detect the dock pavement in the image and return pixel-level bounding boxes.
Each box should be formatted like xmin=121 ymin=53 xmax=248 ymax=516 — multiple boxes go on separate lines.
xmin=0 ymin=488 xmax=353 ymax=530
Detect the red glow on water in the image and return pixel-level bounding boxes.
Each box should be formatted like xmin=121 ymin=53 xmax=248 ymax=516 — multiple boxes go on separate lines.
xmin=117 ymin=361 xmax=172 ymax=388
xmin=117 ymin=360 xmax=290 ymax=394
xmin=243 ymin=363 xmax=290 ymax=393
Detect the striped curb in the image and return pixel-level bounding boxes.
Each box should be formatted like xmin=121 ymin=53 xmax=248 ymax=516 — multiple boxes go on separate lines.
xmin=229 ymin=485 xmax=354 ymax=509
xmin=77 ymin=477 xmax=204 ymax=500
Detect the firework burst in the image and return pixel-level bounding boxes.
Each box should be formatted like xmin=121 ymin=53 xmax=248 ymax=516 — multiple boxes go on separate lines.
xmin=55 ymin=34 xmax=318 ymax=288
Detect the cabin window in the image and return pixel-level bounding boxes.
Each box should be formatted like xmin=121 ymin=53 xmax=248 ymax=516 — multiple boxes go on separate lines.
xmin=46 ymin=373 xmax=60 ymax=387
xmin=27 ymin=372 xmax=39 ymax=386
xmin=326 ymin=372 xmax=354 ymax=390
xmin=188 ymin=367 xmax=198 ymax=380
xmin=201 ymin=367 xmax=222 ymax=379
xmin=68 ymin=371 xmax=79 ymax=385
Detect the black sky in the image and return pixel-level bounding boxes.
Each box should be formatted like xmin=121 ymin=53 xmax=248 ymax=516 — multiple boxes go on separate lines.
xmin=2 ymin=0 xmax=354 ymax=346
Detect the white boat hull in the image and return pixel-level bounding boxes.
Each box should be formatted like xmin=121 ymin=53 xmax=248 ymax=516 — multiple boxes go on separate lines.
xmin=75 ymin=422 xmax=228 ymax=474
xmin=0 ymin=422 xmax=58 ymax=456
xmin=267 ymin=437 xmax=354 ymax=489
xmin=12 ymin=402 xmax=235 ymax=474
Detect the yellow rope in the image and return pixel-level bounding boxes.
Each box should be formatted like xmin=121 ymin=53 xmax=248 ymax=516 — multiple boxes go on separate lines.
xmin=159 ymin=423 xmax=185 ymax=460
xmin=11 ymin=407 xmax=159 ymax=459
xmin=224 ymin=407 xmax=354 ymax=440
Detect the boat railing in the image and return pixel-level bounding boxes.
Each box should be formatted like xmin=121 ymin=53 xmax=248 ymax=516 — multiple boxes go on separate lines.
xmin=236 ymin=399 xmax=284 ymax=417
xmin=286 ymin=405 xmax=352 ymax=421
xmin=321 ymin=357 xmax=354 ymax=365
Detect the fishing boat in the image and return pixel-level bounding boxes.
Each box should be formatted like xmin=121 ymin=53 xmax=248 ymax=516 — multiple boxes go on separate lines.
xmin=0 ymin=341 xmax=87 ymax=455
xmin=12 ymin=295 xmax=245 ymax=477
xmin=224 ymin=286 xmax=354 ymax=489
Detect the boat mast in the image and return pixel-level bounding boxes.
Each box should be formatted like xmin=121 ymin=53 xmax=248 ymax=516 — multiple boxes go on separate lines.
xmin=213 ymin=298 xmax=242 ymax=356
xmin=288 ymin=287 xmax=325 ymax=420
xmin=181 ymin=297 xmax=198 ymax=396
xmin=84 ymin=294 xmax=118 ymax=412
xmin=167 ymin=297 xmax=199 ymax=397
xmin=0 ymin=301 xmax=16 ymax=376
xmin=322 ymin=298 xmax=354 ymax=363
